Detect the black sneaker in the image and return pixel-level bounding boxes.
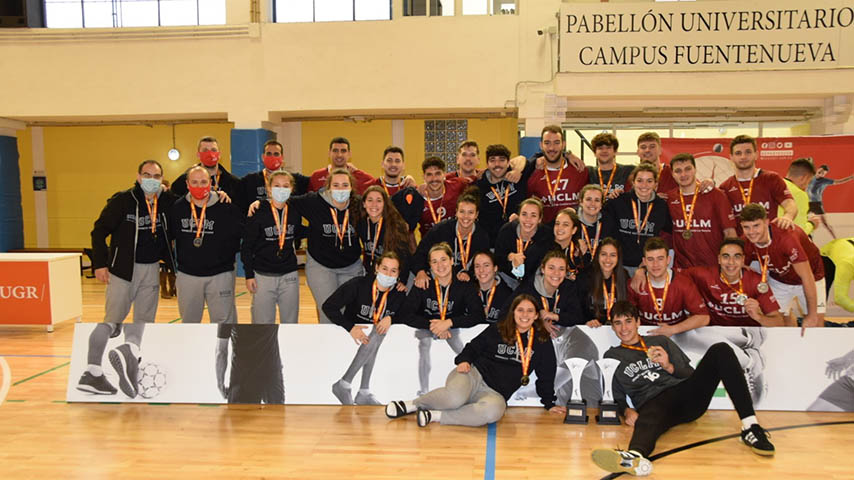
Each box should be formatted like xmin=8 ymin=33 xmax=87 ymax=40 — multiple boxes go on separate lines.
xmin=76 ymin=371 xmax=117 ymax=395
xmin=741 ymin=424 xmax=775 ymax=456
xmin=386 ymin=400 xmax=414 ymax=419
xmin=108 ymin=344 xmax=139 ymax=398
xmin=591 ymin=448 xmax=653 ymax=476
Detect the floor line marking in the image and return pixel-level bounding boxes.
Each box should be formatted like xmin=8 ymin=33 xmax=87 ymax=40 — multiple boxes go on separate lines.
xmin=11 ymin=361 xmax=70 ymax=387
xmin=484 ymin=422 xmax=497 ymax=480
xmin=599 ymin=420 xmax=854 ymax=479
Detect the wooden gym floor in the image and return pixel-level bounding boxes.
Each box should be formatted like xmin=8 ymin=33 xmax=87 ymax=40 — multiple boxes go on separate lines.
xmin=0 ymin=275 xmax=852 ymax=479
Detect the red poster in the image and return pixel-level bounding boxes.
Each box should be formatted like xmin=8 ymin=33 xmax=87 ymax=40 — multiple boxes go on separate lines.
xmin=0 ymin=262 xmax=52 ymax=324
xmin=661 ymin=136 xmax=854 ymax=213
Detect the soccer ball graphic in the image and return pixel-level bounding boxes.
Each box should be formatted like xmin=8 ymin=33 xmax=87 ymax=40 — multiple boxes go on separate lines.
xmin=137 ymin=362 xmax=167 ymax=399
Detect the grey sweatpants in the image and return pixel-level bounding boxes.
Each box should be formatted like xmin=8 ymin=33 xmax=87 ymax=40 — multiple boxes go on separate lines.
xmin=104 ymin=262 xmax=160 ymax=324
xmin=251 ymin=271 xmax=300 ymax=324
xmin=304 ymin=253 xmax=364 ymax=324
xmin=414 ymin=366 xmax=506 ymax=427
xmin=176 ymin=270 xmax=236 ymax=323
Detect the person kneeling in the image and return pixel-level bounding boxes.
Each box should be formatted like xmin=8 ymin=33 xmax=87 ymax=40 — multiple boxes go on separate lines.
xmin=591 ymin=301 xmax=774 ymax=477
xmin=386 ymin=294 xmax=566 ymax=427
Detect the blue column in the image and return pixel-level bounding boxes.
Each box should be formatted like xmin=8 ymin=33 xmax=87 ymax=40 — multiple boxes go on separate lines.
xmin=230 ymin=128 xmax=274 ymax=178
xmin=0 ymin=135 xmax=24 ymax=252
xmin=519 ymin=136 xmax=541 ymax=159
xmin=230 ymin=128 xmax=274 ymax=277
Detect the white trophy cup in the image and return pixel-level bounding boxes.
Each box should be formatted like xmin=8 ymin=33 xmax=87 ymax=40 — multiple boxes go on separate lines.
xmin=563 ymin=357 xmax=589 ymax=424
xmin=595 ymin=358 xmax=622 ymax=425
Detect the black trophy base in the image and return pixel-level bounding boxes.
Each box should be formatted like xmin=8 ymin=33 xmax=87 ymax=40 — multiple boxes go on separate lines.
xmin=596 ymin=401 xmax=621 ymax=425
xmin=563 ymin=399 xmax=588 ymax=424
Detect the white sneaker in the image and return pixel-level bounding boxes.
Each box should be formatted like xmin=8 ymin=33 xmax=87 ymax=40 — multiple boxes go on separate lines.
xmin=591 ymin=448 xmax=653 ymax=476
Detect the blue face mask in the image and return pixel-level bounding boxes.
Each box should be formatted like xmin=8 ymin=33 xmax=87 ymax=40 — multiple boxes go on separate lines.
xmin=140 ymin=178 xmax=161 ymax=195
xmin=511 ymin=263 xmax=525 ymax=279
xmin=376 ymin=272 xmax=397 ymax=289
xmin=331 ymin=189 xmax=351 ymax=203
xmin=271 ymin=187 xmax=291 ymax=203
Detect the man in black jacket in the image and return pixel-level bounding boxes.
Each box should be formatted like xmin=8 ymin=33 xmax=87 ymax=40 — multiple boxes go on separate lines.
xmin=77 ymin=160 xmax=177 ymax=399
xmin=238 ymin=139 xmax=309 ymax=214
xmin=171 ymin=136 xmax=240 ymax=200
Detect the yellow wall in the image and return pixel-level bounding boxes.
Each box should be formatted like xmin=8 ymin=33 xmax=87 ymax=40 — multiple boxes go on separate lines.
xmin=17 ymin=123 xmax=232 ymax=248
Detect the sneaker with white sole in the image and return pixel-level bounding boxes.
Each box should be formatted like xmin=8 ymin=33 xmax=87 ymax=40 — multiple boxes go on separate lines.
xmin=741 ymin=424 xmax=775 ymax=456
xmin=386 ymin=400 xmax=414 ymax=419
xmin=332 ymin=379 xmax=354 ymax=405
xmin=591 ymin=448 xmax=653 ymax=476
xmin=354 ymin=391 xmax=381 ymax=405
xmin=76 ymin=371 xmax=117 ymax=395
xmin=108 ymin=344 xmax=139 ymax=398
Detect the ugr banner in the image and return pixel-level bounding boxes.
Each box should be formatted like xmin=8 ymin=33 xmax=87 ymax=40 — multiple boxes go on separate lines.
xmin=559 ymin=0 xmax=854 ymax=72
xmin=66 ymin=323 xmax=854 ymax=413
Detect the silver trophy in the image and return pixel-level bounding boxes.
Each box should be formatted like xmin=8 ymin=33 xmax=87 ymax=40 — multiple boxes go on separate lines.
xmin=563 ymin=357 xmax=589 ymax=424
xmin=595 ymin=358 xmax=622 ymax=425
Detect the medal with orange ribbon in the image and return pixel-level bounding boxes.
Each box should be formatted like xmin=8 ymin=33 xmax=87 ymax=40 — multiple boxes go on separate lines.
xmin=490 ymin=185 xmax=510 ymax=220
xmin=646 ymin=272 xmax=670 ymax=324
xmin=631 ymin=198 xmax=654 ymax=242
xmin=456 ymin=227 xmax=472 ymax=270
xmin=270 ymin=202 xmax=289 ymax=258
xmin=190 ymin=201 xmax=207 ymax=247
xmin=543 ymin=161 xmax=565 ymax=203
xmin=679 ymin=183 xmax=699 ymax=240
xmin=329 ymin=207 xmax=350 ymax=250
xmin=433 ymin=278 xmax=450 ymax=322
xmin=719 ymin=272 xmax=748 ymax=306
xmin=598 ymin=166 xmax=617 ymax=195
xmin=515 ymin=328 xmax=535 ymax=386
xmin=371 ymin=280 xmax=390 ymax=325
xmin=621 ymin=336 xmax=651 ymax=358
xmin=368 ymin=217 xmax=384 ymax=264
xmin=481 ymin=282 xmax=497 ymax=317
xmin=602 ymin=277 xmax=615 ymax=322
xmin=144 ymin=196 xmax=158 ymax=239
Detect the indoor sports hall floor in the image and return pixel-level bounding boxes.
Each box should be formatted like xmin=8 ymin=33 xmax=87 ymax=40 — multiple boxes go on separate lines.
xmin=0 ymin=274 xmax=852 ymax=479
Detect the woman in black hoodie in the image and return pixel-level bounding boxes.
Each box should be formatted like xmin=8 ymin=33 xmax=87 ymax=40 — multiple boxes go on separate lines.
xmin=386 ymin=294 xmax=565 ymax=427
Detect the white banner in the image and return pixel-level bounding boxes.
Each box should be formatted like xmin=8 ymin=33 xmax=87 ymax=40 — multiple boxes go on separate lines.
xmin=559 ymin=0 xmax=854 ymax=72
xmin=66 ymin=323 xmax=854 ymax=412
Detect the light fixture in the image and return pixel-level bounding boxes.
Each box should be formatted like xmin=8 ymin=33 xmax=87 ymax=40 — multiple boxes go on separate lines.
xmin=168 ymin=124 xmax=180 ymax=161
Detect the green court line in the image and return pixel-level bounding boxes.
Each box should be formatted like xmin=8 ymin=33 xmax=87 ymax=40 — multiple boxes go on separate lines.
xmin=169 ymin=291 xmax=246 ymax=323
xmin=148 ymin=402 xmax=171 ymax=406
xmin=11 ymin=361 xmax=70 ymax=387
xmin=713 ymin=387 xmax=726 ymax=398
xmin=5 ymin=399 xmax=25 ymax=403
xmin=51 ymin=400 xmax=67 ymax=404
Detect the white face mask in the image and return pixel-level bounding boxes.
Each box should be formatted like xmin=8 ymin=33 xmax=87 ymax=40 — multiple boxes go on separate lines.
xmin=140 ymin=177 xmax=161 ymax=195
xmin=376 ymin=272 xmax=397 ymax=289
xmin=331 ymin=189 xmax=351 ymax=203
xmin=271 ymin=187 xmax=291 ymax=203
xmin=511 ymin=263 xmax=525 ymax=279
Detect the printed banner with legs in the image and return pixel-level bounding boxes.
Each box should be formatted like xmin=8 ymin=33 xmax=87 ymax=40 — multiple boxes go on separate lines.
xmin=66 ymin=323 xmax=854 ymax=412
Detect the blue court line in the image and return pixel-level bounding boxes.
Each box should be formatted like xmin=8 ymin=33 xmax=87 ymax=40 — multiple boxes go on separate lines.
xmin=484 ymin=422 xmax=497 ymax=480
xmin=0 ymin=354 xmax=71 ymax=358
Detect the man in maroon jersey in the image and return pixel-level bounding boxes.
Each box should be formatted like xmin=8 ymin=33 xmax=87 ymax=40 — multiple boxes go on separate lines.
xmin=363 ymin=145 xmax=419 ymax=196
xmin=417 ymin=156 xmax=468 ymax=237
xmin=445 ymin=140 xmax=480 ymax=183
xmin=526 ymin=125 xmax=588 ymax=224
xmin=308 ymin=137 xmax=375 ymax=193
xmin=720 ymin=135 xmax=797 ymax=230
xmin=636 ymin=132 xmax=678 ymax=194
xmin=739 ymin=203 xmax=824 ymax=332
xmin=628 ymin=237 xmax=709 ymax=336
xmin=667 ymin=153 xmax=737 ymax=269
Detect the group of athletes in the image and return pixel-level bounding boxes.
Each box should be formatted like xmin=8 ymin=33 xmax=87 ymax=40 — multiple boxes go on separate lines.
xmin=79 ymin=126 xmax=850 ymax=476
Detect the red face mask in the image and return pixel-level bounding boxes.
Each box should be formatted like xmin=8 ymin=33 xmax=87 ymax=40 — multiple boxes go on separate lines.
xmin=188 ymin=185 xmax=211 ymax=200
xmin=263 ymin=154 xmax=283 ymax=171
xmin=199 ymin=150 xmax=220 ymax=167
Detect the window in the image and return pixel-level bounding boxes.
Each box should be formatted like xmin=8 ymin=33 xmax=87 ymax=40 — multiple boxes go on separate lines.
xmin=275 ymin=0 xmax=391 ymax=23
xmin=44 ymin=0 xmax=226 ymax=28
xmin=424 ymin=120 xmax=468 ymax=171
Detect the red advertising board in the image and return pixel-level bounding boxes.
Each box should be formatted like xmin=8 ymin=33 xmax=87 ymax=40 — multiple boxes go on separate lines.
xmin=0 ymin=262 xmax=52 ymax=325
xmin=661 ymin=136 xmax=854 ymax=213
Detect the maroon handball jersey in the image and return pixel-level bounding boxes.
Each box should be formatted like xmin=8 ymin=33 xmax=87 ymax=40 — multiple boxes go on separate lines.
xmin=418 ymin=178 xmax=467 ymax=237
xmin=628 ymin=270 xmax=708 ymax=325
xmin=526 ymin=160 xmax=588 ymax=224
xmin=666 ymin=187 xmax=736 ymax=269
xmin=308 ymin=166 xmax=375 ymax=194
xmin=657 ymin=163 xmax=678 ymax=194
xmin=685 ymin=266 xmax=780 ymax=327
xmin=445 ymin=171 xmax=476 ymax=183
xmin=742 ymin=224 xmax=824 ymax=285
xmin=719 ymin=168 xmax=792 ymax=220
xmin=364 ymin=177 xmax=404 ymax=197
